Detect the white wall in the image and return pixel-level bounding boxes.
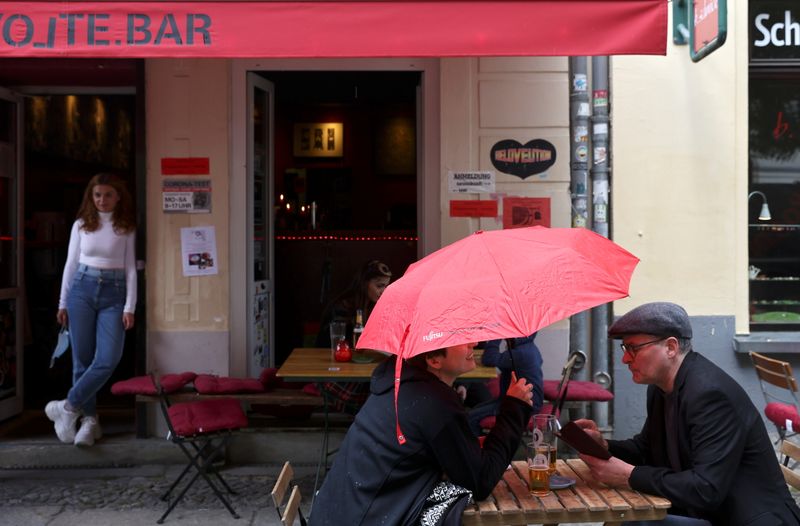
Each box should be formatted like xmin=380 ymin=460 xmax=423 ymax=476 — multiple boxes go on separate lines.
xmin=145 ymin=59 xmax=232 ymax=375
xmin=440 ymin=56 xmax=574 ymax=378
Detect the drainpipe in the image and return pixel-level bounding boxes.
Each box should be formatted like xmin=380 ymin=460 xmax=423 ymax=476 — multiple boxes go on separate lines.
xmin=569 ymin=57 xmax=591 ymax=399
xmin=590 ymin=56 xmax=611 ymax=431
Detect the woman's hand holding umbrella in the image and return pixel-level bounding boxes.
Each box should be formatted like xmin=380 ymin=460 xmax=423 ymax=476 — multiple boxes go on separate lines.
xmin=506 ymin=372 xmax=534 ymax=406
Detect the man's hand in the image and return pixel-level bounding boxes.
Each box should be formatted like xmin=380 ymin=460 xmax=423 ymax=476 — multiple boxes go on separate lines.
xmin=574 ymin=418 xmax=609 ymax=450
xmin=506 ymin=372 xmax=534 ymax=406
xmin=123 ymin=312 xmax=135 ymax=330
xmin=56 ymin=309 xmax=68 ymax=327
xmin=580 ymin=454 xmax=635 ymax=489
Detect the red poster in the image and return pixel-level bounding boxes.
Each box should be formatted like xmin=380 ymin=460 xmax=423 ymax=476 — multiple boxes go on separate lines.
xmin=449 ymin=200 xmax=498 ymax=218
xmin=161 ymin=157 xmax=209 ymax=175
xmin=502 ymin=197 xmax=550 ymax=229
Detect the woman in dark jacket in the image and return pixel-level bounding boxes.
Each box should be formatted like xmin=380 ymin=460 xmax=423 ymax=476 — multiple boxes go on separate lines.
xmin=310 ymin=343 xmax=532 ymax=525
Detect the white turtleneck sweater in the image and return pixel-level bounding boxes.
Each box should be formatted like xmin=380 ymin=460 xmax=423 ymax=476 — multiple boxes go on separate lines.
xmin=58 ymin=212 xmax=137 ymax=313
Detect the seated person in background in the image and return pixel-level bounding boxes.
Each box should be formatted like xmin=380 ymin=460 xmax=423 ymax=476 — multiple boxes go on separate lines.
xmin=313 ymin=259 xmax=392 ymax=412
xmin=468 ymin=332 xmax=544 ymax=436
xmin=310 ymin=342 xmax=533 ymax=526
xmin=577 ymin=302 xmax=800 ymax=526
xmin=316 ymin=259 xmax=392 ymax=349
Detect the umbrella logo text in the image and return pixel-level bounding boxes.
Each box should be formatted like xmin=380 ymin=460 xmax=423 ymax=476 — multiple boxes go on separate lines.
xmin=422 ymin=330 xmax=444 ymax=342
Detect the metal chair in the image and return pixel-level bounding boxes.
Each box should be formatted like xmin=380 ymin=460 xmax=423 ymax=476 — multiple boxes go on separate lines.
xmin=749 ymin=351 xmax=800 ymax=451
xmin=271 ymin=461 xmax=307 ymax=526
xmin=152 ymin=376 xmax=248 ymax=524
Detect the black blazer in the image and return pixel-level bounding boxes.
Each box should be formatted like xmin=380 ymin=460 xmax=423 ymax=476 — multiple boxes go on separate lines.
xmin=609 ymin=351 xmax=800 ymax=526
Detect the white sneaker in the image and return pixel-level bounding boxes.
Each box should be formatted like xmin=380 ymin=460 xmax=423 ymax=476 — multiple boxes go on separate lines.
xmin=74 ymin=416 xmax=102 ymax=447
xmin=45 ymin=400 xmax=81 ymax=443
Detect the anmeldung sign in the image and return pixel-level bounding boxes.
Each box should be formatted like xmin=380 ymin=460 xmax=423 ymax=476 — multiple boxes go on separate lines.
xmin=447 ymin=171 xmax=495 ymax=193
xmin=162 ymin=179 xmax=211 ymax=213
xmin=490 ymin=139 xmax=556 ymax=179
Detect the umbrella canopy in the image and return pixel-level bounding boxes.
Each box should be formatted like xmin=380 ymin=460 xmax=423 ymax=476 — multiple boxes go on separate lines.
xmin=358 ymin=226 xmax=639 ymax=359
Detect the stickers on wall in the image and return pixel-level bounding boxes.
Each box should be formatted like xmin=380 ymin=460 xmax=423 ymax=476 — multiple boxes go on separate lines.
xmin=573 ymin=74 xmax=588 ymax=92
xmin=490 ymin=139 xmax=557 ymax=180
xmin=593 ymin=90 xmax=608 ymax=108
xmin=575 ymin=145 xmax=588 ymax=162
xmin=593 ymin=146 xmax=607 ymax=165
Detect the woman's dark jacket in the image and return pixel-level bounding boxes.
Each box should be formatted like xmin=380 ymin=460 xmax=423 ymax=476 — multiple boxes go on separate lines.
xmin=310 ymin=356 xmax=531 ymax=526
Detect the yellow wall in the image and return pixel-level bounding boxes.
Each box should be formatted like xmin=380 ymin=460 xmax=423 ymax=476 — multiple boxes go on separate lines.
xmin=611 ymin=0 xmax=748 ymax=331
xmin=145 ymin=59 xmax=232 ymax=374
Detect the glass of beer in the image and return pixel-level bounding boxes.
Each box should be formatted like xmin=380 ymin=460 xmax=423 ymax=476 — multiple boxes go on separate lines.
xmin=533 ymin=413 xmax=558 ymax=475
xmin=527 ymin=442 xmax=551 ymax=497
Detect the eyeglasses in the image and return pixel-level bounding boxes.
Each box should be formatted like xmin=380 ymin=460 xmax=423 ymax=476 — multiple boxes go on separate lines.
xmin=619 ymin=337 xmax=667 ymax=357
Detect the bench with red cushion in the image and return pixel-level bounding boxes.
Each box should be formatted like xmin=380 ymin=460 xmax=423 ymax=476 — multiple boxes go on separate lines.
xmin=543 ymin=379 xmax=613 ymax=402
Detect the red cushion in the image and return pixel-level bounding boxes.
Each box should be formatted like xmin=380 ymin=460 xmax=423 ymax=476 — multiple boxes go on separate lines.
xmin=111 ymin=372 xmax=197 ymax=395
xmin=303 ymin=383 xmax=322 ymax=396
xmin=258 ymin=367 xmax=305 ymax=391
xmin=194 ymin=374 xmax=265 ymax=394
xmin=765 ymin=402 xmax=800 ymax=430
xmin=543 ymin=380 xmax=614 ymax=402
xmin=167 ymin=399 xmax=248 ymax=436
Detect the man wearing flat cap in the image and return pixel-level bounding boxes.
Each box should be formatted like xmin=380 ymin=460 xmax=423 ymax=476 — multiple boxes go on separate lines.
xmin=577 ymin=302 xmax=800 ymax=526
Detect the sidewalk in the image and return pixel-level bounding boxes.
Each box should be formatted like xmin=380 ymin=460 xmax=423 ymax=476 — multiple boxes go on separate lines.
xmin=0 ymin=463 xmax=318 ymax=525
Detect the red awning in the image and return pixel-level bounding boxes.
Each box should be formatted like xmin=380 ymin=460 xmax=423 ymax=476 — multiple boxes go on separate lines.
xmin=0 ymin=1 xmax=666 ymax=58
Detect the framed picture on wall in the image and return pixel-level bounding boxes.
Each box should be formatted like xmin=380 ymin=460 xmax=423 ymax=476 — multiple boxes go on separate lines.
xmin=293 ymin=123 xmax=343 ymax=157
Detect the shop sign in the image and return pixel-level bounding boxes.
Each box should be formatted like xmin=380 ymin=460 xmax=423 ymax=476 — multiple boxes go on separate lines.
xmin=162 ymin=179 xmax=211 ymax=213
xmin=0 ymin=1 xmax=667 ymax=58
xmin=751 ymin=1 xmax=800 ymax=62
xmin=690 ymin=0 xmax=726 ymax=61
xmin=490 ymin=139 xmax=556 ymax=180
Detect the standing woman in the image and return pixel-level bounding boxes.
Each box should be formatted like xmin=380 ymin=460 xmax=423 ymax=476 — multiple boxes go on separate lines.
xmin=46 ymin=174 xmax=136 ymax=446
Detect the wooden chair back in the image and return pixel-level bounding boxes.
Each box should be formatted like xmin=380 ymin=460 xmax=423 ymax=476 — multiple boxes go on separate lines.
xmin=781 ymin=440 xmax=800 ymax=490
xmin=750 ymin=351 xmax=798 ymax=392
xmin=271 ymin=461 xmax=306 ymax=526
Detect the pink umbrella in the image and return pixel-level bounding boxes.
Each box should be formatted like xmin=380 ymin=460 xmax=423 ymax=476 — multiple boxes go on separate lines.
xmin=356 ymin=226 xmax=638 ymax=443
xmin=359 ymin=226 xmax=638 ymax=358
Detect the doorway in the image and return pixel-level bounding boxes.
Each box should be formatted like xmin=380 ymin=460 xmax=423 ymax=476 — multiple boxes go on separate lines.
xmin=231 ymin=59 xmax=440 ymax=375
xmin=0 ymin=59 xmax=144 ymax=430
xmin=23 ymin=92 xmax=140 ymax=411
xmin=261 ymin=71 xmax=421 ymax=364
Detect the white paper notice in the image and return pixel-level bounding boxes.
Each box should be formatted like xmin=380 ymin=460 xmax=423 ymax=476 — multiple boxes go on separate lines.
xmin=180 ymin=226 xmax=219 ymax=277
xmin=448 ymin=171 xmax=495 ymax=193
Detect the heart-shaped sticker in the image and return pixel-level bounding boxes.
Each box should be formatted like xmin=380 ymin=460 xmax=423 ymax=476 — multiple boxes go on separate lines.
xmin=490 ymin=139 xmax=557 ymax=179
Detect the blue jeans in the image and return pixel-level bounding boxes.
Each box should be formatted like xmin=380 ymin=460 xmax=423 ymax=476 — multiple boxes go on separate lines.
xmin=66 ymin=264 xmax=127 ymax=417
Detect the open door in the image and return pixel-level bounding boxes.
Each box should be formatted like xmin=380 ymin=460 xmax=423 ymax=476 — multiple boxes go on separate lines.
xmin=246 ymin=73 xmax=275 ymax=374
xmin=0 ymin=88 xmax=23 ymax=420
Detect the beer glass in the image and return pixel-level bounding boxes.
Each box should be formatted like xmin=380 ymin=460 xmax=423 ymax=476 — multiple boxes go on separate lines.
xmin=527 ymin=441 xmax=551 ymax=497
xmin=329 ymin=322 xmax=346 ymax=361
xmin=533 ymin=413 xmax=558 ymax=475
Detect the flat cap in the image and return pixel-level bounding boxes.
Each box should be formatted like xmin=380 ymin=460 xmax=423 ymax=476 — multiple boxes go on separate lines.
xmin=608 ymin=302 xmax=692 ymax=339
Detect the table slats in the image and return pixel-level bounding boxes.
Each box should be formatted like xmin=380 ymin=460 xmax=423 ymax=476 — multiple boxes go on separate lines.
xmin=462 ymin=457 xmax=670 ymax=525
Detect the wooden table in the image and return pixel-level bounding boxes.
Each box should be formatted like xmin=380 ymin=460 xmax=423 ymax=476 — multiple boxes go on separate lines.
xmin=463 ymin=458 xmax=671 ymax=525
xmin=276 ymin=347 xmax=498 ymax=382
